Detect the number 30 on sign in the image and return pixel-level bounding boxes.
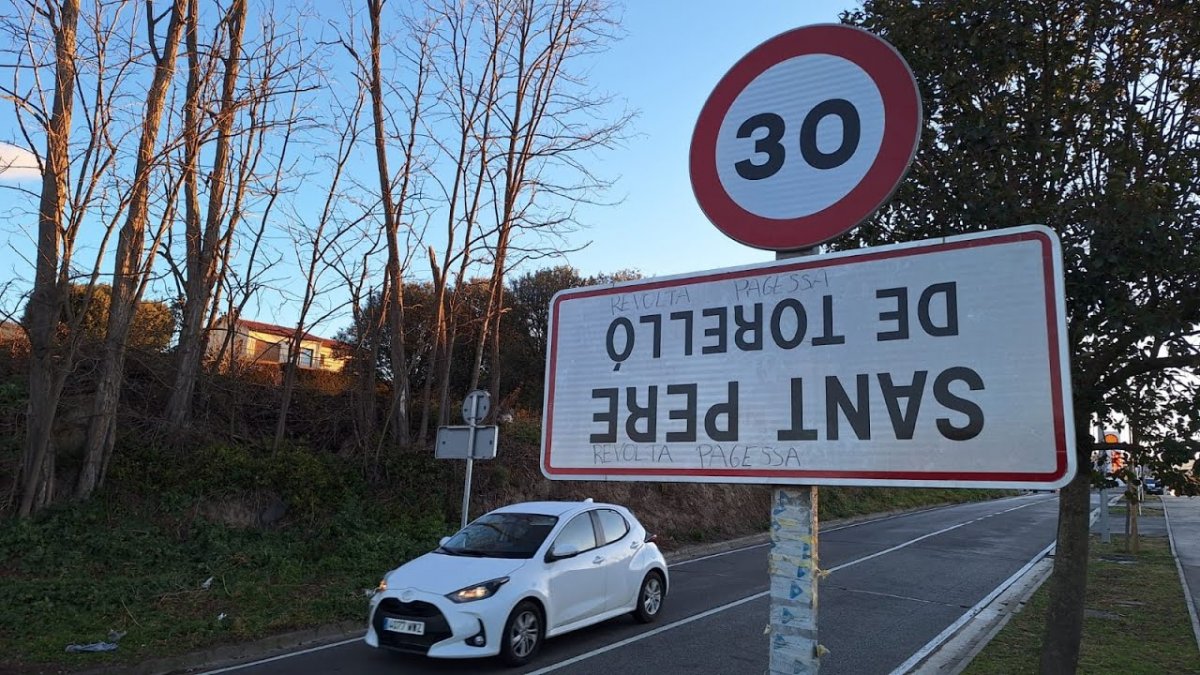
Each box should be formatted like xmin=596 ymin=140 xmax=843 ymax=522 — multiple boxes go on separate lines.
xmin=690 ymin=24 xmax=922 ymax=251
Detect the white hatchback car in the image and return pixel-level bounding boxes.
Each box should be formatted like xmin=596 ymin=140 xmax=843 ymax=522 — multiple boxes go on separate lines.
xmin=365 ymin=499 xmax=668 ymax=666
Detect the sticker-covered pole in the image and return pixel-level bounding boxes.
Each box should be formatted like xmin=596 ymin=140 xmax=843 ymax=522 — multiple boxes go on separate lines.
xmin=770 ymin=487 xmax=820 ymax=673
xmin=770 ymin=248 xmax=821 ymax=674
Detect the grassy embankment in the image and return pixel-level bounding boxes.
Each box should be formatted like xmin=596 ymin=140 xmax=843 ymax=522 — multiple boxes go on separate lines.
xmin=0 ymin=421 xmax=1015 ymax=673
xmin=965 ymin=500 xmax=1197 ymax=674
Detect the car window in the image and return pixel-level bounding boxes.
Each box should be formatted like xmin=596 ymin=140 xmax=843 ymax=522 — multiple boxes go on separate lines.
xmin=442 ymin=513 xmax=558 ymax=559
xmin=596 ymin=509 xmax=629 ymax=546
xmin=553 ymin=513 xmax=597 ymax=554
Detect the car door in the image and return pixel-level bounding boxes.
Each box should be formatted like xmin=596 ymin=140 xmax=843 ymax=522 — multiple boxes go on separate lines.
xmin=545 ymin=511 xmax=606 ymax=628
xmin=594 ymin=509 xmax=639 ymax=612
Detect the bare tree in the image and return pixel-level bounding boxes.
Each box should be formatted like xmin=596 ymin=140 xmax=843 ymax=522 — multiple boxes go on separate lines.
xmin=15 ymin=0 xmax=82 ymax=516
xmin=3 ymin=0 xmax=153 ymax=515
xmin=326 ymin=215 xmax=386 ymax=455
xmin=163 ymin=0 xmax=247 ymax=430
xmin=469 ymin=0 xmax=630 ymax=411
xmin=162 ymin=0 xmax=315 ymax=430
xmin=273 ymin=88 xmax=367 ymax=448
xmin=360 ymin=0 xmax=435 ymax=445
xmin=420 ymin=0 xmax=508 ymax=438
xmin=77 ymin=0 xmax=188 ymax=499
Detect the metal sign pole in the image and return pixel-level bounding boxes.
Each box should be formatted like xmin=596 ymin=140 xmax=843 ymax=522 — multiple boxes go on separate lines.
xmin=770 ymin=248 xmax=820 ymax=674
xmin=461 ymin=457 xmax=474 ymax=530
xmin=1097 ymin=426 xmax=1110 ymax=544
xmin=461 ymin=396 xmax=480 ymax=530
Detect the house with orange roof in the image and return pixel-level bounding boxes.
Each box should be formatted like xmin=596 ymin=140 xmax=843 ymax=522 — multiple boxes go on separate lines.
xmin=206 ymin=316 xmax=346 ymax=372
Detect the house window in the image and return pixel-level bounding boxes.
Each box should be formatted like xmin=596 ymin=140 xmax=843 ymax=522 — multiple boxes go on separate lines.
xmin=299 ymin=347 xmax=315 ymax=368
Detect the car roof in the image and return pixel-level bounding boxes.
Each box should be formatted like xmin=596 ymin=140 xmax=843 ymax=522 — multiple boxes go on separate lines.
xmin=490 ymin=500 xmax=621 ymax=518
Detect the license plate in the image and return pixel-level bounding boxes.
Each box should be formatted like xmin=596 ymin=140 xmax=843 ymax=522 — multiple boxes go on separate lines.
xmin=384 ymin=617 xmax=425 ymax=635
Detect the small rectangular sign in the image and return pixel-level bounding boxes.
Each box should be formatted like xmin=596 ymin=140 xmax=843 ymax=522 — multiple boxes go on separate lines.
xmin=540 ymin=226 xmax=1075 ymax=489
xmin=436 ymin=425 xmax=499 ymax=460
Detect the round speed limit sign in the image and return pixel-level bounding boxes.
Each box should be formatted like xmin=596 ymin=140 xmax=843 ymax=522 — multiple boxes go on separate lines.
xmin=689 ymin=24 xmax=922 ymax=251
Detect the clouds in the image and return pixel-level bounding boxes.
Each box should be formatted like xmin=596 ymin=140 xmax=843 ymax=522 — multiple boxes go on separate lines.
xmin=0 ymin=143 xmax=40 ymax=181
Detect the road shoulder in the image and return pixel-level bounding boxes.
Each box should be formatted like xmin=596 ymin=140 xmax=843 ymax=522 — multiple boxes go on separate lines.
xmin=87 ymin=497 xmax=1030 ymax=675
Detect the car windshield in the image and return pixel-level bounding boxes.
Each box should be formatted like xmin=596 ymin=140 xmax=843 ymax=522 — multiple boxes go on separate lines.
xmin=439 ymin=512 xmax=559 ymax=559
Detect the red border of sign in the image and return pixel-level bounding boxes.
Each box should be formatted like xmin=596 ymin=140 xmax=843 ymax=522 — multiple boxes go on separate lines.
xmin=541 ymin=228 xmax=1071 ymax=486
xmin=689 ymin=24 xmax=922 ymax=251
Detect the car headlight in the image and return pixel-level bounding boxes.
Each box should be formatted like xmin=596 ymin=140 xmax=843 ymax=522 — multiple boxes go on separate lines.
xmin=376 ymin=577 xmax=387 ymax=594
xmin=446 ymin=577 xmax=509 ymax=603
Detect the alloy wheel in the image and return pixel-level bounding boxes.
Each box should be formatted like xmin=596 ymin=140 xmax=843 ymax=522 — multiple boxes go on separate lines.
xmin=510 ymin=609 xmax=539 ymax=658
xmin=642 ymin=575 xmax=663 ymax=616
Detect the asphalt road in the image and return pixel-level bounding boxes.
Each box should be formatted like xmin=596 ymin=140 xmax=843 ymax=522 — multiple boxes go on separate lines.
xmin=203 ymin=493 xmax=1065 ymax=675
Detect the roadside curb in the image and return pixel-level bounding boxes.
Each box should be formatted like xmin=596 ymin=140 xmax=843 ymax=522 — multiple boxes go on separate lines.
xmin=900 ymin=496 xmax=1110 ymax=674
xmin=665 ymin=531 xmax=770 ymax=564
xmin=1162 ymin=498 xmax=1200 ymax=654
xmin=80 ymin=622 xmax=363 ymax=675
xmin=911 ymin=555 xmax=1054 ymax=674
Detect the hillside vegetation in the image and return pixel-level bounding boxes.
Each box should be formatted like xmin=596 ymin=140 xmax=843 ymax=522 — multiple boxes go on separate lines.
xmin=0 ymin=359 xmax=1012 ymax=671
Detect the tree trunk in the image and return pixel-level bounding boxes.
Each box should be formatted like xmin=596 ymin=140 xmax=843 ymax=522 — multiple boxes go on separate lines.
xmin=1039 ymin=441 xmax=1092 ymax=674
xmin=78 ymin=334 xmax=126 ymax=496
xmin=166 ymin=299 xmax=209 ymax=429
xmin=1126 ymin=487 xmax=1139 ymax=553
xmin=166 ymin=0 xmax=247 ymax=431
xmin=487 ymin=281 xmax=505 ymax=415
xmin=19 ymin=0 xmax=80 ymax=518
xmin=468 ymin=296 xmax=491 ymax=394
xmin=367 ymin=0 xmax=415 ymax=446
xmin=275 ymin=356 xmax=299 ymax=448
xmin=436 ymin=317 xmax=458 ymax=427
xmin=21 ymin=360 xmax=61 ymax=516
xmin=417 ymin=248 xmax=445 ymax=441
xmin=78 ymin=0 xmax=186 ymax=499
xmin=387 ymin=288 xmax=410 ymax=444
xmin=359 ymin=334 xmax=379 ymax=448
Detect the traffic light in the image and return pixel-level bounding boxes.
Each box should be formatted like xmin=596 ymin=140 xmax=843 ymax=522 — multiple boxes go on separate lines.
xmin=1110 ymin=449 xmax=1125 ymax=474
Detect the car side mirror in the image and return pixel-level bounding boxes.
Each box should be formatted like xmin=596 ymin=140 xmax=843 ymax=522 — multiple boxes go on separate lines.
xmin=439 ymin=536 xmax=451 ymax=547
xmin=547 ymin=543 xmax=581 ymax=562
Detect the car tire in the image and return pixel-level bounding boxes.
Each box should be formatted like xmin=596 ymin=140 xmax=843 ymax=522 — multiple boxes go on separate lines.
xmin=632 ymin=570 xmax=665 ymax=623
xmin=500 ymin=600 xmax=543 ymax=667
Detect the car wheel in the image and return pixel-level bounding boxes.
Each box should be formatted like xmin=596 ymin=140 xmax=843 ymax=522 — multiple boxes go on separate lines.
xmin=500 ymin=600 xmax=543 ymax=667
xmin=633 ymin=571 xmax=665 ymax=623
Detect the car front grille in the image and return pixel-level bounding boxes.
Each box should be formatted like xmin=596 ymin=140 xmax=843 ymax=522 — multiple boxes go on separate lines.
xmin=373 ymin=599 xmax=453 ymax=654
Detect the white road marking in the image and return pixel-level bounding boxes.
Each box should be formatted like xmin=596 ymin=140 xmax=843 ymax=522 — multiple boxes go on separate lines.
xmin=669 ymin=494 xmax=1046 ymax=569
xmin=888 ymin=540 xmax=1057 ymax=675
xmin=524 ymin=591 xmax=771 ymax=675
xmin=889 ymin=496 xmax=1107 ymax=673
xmin=668 ymin=542 xmax=770 ymax=567
xmin=197 ymin=637 xmax=364 ymax=674
xmin=827 ymin=499 xmax=1044 ymax=573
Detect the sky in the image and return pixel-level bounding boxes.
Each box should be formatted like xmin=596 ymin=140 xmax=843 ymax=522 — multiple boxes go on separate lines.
xmin=0 ymin=0 xmax=859 ymax=336
xmin=555 ymin=1 xmax=854 ymax=279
